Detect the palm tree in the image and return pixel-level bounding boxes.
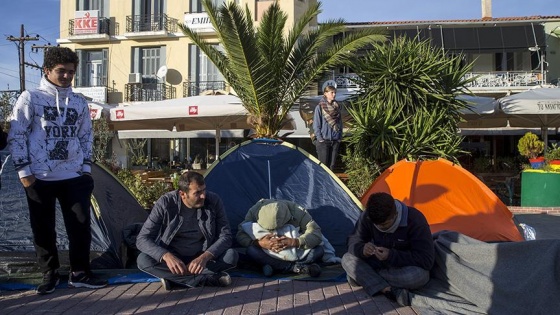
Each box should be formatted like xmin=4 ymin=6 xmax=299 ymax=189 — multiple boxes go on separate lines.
xmin=179 ymin=0 xmax=384 ymax=138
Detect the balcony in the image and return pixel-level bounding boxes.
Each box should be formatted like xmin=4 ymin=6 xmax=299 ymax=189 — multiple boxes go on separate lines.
xmin=125 ymin=83 xmax=176 ymax=102
xmin=320 ymin=71 xmax=546 ymax=96
xmin=124 ymin=14 xmax=178 ymax=38
xmin=183 ymin=80 xmax=228 ymax=97
xmin=67 ymin=17 xmax=113 ymax=42
xmin=464 ymin=71 xmax=545 ymax=93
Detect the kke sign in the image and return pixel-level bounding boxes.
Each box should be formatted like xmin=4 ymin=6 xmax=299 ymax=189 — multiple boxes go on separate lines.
xmin=74 ymin=10 xmax=99 ymax=35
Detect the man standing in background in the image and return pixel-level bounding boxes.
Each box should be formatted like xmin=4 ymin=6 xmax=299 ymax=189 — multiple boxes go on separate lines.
xmin=313 ymin=85 xmax=343 ymax=170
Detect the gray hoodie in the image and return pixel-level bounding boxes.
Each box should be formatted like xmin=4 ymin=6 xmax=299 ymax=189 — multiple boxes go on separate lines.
xmin=8 ymin=76 xmax=93 ymax=180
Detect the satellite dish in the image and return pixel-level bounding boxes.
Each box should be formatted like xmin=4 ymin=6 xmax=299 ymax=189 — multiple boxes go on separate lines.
xmin=156 ymin=65 xmax=168 ymax=79
xmin=322 ymin=79 xmax=337 ymax=91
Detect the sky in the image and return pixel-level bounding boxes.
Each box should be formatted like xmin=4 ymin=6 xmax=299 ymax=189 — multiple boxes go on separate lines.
xmin=0 ymin=0 xmax=558 ymax=92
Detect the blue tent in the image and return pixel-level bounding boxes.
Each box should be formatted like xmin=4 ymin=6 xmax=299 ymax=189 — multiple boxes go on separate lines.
xmin=204 ymin=139 xmax=363 ymax=256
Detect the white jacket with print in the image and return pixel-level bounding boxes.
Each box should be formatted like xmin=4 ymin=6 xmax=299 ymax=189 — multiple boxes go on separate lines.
xmin=8 ymin=76 xmax=93 ymax=181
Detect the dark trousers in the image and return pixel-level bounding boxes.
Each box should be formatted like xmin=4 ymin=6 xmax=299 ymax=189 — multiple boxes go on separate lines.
xmin=246 ymin=245 xmax=324 ymax=273
xmin=137 ymin=248 xmax=238 ymax=287
xmin=341 ymin=252 xmax=430 ymax=296
xmin=315 ymin=140 xmax=340 ymax=170
xmin=24 ymin=175 xmax=94 ymax=273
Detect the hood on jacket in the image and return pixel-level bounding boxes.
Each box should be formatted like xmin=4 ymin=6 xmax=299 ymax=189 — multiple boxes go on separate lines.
xmin=256 ymin=200 xmax=292 ymax=230
xmin=38 ymin=76 xmax=72 ymax=98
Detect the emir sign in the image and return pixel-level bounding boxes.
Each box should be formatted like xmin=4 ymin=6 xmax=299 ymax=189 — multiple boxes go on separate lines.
xmin=184 ymin=12 xmax=215 ymax=32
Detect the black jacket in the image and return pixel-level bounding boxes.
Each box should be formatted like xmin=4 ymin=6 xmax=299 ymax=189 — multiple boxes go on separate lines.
xmin=347 ymin=201 xmax=435 ymax=270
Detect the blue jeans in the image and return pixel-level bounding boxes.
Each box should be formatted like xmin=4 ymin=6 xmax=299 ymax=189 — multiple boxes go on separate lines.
xmin=137 ymin=248 xmax=238 ymax=287
xmin=315 ymin=140 xmax=340 ymax=170
xmin=246 ymin=245 xmax=324 ymax=273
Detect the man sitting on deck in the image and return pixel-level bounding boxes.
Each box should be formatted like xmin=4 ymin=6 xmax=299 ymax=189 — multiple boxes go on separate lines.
xmin=342 ymin=192 xmax=434 ymax=306
xmin=136 ymin=171 xmax=238 ymax=290
xmin=236 ymin=199 xmax=324 ymax=278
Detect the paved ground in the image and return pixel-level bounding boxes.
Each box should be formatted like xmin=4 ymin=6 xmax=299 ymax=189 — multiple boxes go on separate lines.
xmin=1 ymin=153 xmax=559 ymax=314
xmin=0 ymin=277 xmax=419 ymax=315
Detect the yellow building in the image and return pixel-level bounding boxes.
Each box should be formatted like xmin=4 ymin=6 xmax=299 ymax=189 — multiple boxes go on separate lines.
xmin=57 ymin=0 xmax=318 ymax=104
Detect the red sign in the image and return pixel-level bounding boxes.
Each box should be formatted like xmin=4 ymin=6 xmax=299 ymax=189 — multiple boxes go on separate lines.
xmin=74 ymin=10 xmax=99 ymax=35
xmin=89 ymin=109 xmax=99 ymax=120
xmin=189 ymin=106 xmax=199 ymax=115
xmin=116 ymin=109 xmax=125 ymax=119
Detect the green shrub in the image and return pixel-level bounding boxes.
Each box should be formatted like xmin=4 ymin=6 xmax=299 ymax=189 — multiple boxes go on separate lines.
xmin=342 ymin=148 xmax=382 ymax=198
xmin=116 ymin=169 xmax=172 ymax=209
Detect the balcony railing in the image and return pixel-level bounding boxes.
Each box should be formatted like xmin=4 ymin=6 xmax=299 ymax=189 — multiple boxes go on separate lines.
xmin=126 ymin=14 xmax=178 ymax=33
xmin=125 ymin=83 xmax=176 ymax=102
xmin=183 ymin=80 xmax=228 ymax=97
xmin=69 ymin=17 xmax=111 ymax=36
xmin=320 ymin=71 xmax=546 ymax=94
xmin=464 ymin=71 xmax=544 ymax=88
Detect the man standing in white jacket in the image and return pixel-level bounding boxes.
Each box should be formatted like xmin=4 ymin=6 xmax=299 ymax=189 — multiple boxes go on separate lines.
xmin=8 ymin=47 xmax=107 ymax=295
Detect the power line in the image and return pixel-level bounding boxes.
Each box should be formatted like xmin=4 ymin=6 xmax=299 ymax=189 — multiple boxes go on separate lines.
xmin=6 ymin=24 xmax=39 ymax=92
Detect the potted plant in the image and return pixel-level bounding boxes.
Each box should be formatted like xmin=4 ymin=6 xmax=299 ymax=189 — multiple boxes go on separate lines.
xmin=545 ymin=143 xmax=560 ymax=170
xmin=517 ymin=132 xmax=545 ymax=169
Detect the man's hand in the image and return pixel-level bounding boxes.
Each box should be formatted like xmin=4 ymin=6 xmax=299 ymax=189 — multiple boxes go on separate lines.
xmin=271 ymin=236 xmax=298 ymax=253
xmin=256 ymin=234 xmax=276 ymax=251
xmin=187 ymin=251 xmax=213 ymax=274
xmin=20 ymin=175 xmax=36 ymax=188
xmin=363 ymin=242 xmax=377 ymax=257
xmin=162 ymin=252 xmax=187 ymax=275
xmin=373 ymin=246 xmax=390 ymax=261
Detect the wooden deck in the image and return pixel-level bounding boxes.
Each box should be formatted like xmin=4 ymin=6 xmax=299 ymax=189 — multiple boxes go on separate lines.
xmin=0 ymin=277 xmax=420 ymax=315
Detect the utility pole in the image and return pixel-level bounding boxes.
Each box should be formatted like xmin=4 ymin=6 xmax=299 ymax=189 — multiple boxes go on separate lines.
xmin=6 ymin=24 xmax=40 ymax=92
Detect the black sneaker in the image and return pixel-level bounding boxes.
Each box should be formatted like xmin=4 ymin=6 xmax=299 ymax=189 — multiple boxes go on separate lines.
xmin=383 ymin=287 xmax=410 ymax=306
xmin=161 ymin=278 xmax=172 ymax=291
xmin=202 ymin=271 xmax=232 ymax=287
xmin=262 ymin=264 xmax=274 ymax=277
xmin=68 ymin=272 xmax=108 ymax=289
xmin=36 ymin=270 xmax=60 ymax=295
xmin=292 ymin=263 xmax=322 ymax=277
xmin=346 ymin=275 xmax=360 ymax=287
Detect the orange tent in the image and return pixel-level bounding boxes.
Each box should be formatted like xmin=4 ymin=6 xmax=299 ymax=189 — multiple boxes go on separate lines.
xmin=361 ymin=159 xmax=523 ymax=242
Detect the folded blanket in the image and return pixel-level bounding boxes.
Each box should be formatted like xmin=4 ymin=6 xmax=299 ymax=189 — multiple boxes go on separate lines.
xmin=410 ymin=231 xmax=560 ymax=314
xmin=240 ymin=222 xmax=341 ymax=263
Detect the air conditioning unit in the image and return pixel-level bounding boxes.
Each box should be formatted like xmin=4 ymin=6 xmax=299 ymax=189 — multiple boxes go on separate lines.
xmin=128 ymin=73 xmax=142 ymax=83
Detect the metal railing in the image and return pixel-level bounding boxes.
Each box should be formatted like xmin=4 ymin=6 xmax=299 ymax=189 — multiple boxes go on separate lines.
xmin=125 ymin=83 xmax=176 ymax=102
xmin=183 ymin=80 xmax=228 ymax=97
xmin=464 ymin=71 xmax=545 ymax=88
xmin=126 ymin=14 xmax=178 ymax=33
xmin=69 ymin=17 xmax=111 ymax=36
xmin=321 ymin=71 xmax=546 ymax=92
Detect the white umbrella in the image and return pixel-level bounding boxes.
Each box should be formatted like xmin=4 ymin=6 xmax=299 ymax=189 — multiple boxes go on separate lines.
xmin=109 ymin=95 xmax=295 ymax=157
xmin=109 ymin=95 xmax=248 ymax=131
xmin=498 ymin=88 xmax=560 ymax=145
xmin=457 ymin=95 xmax=508 ymax=129
xmin=88 ymin=102 xmax=115 ymax=120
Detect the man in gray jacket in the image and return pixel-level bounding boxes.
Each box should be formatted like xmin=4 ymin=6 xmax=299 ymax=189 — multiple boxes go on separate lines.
xmin=136 ymin=171 xmax=238 ymax=290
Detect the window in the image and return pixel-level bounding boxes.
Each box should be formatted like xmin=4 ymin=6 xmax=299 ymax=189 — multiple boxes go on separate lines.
xmin=191 ymin=0 xmax=226 ymax=13
xmin=76 ymin=0 xmax=108 ymax=17
xmin=188 ymin=44 xmax=225 ymax=95
xmin=75 ymin=49 xmax=108 ymax=87
xmin=141 ymin=47 xmax=161 ymax=83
